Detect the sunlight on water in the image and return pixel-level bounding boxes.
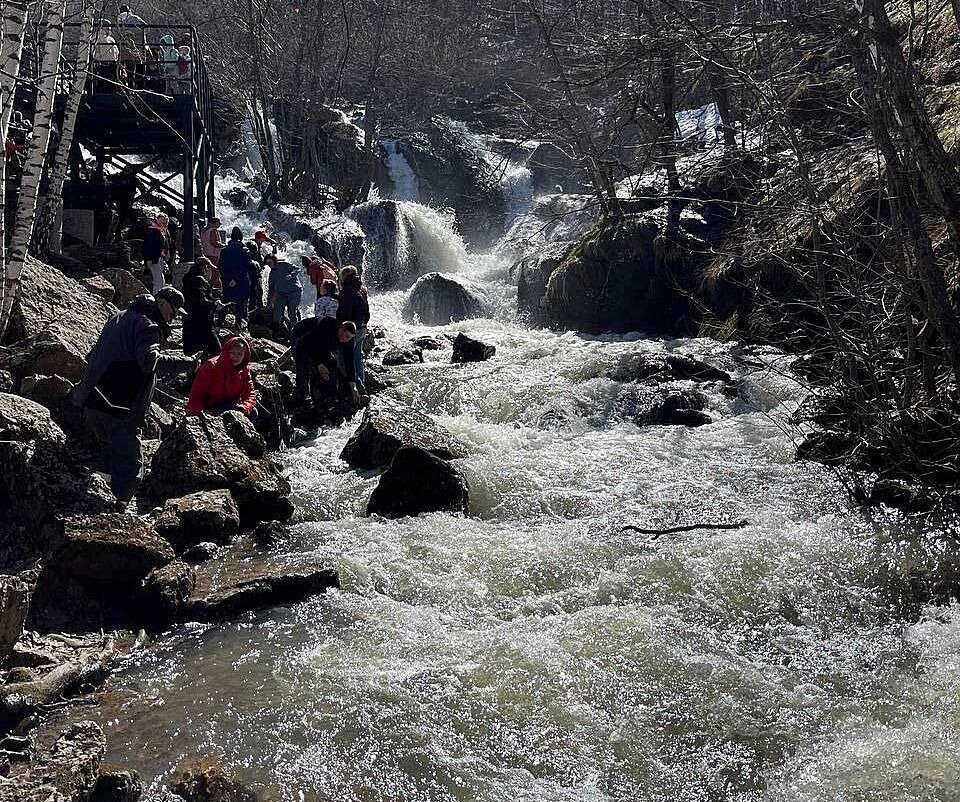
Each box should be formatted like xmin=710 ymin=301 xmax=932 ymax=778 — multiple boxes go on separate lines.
xmin=74 ymin=198 xmax=960 ymax=802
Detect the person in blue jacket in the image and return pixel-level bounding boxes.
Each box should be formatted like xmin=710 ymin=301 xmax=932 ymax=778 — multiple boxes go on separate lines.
xmin=218 ymin=227 xmax=253 ymax=322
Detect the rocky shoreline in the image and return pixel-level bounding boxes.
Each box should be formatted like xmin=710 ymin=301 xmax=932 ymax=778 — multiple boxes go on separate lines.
xmin=0 ymin=250 xmax=751 ymax=800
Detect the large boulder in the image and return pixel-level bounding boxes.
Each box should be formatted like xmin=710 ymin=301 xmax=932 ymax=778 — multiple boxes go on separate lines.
xmin=607 ymin=353 xmax=731 ymax=384
xmin=345 ymin=199 xmax=417 ymax=289
xmin=381 ymin=345 xmax=423 ymax=366
xmin=402 ymin=272 xmax=487 ymax=326
xmin=0 ymin=394 xmax=111 ymax=531
xmin=6 ymin=256 xmax=114 ymax=351
xmin=0 ymin=722 xmax=106 ymax=802
xmin=3 ymin=326 xmax=92 ymax=385
xmin=340 ymin=399 xmax=468 ymax=470
xmin=98 ymin=268 xmax=148 ymax=309
xmin=514 ymin=242 xmax=575 ymax=327
xmin=143 ymin=415 xmax=293 ymax=525
xmin=312 ymin=218 xmax=366 ymax=271
xmin=614 ymin=387 xmax=712 ymax=427
xmin=451 ymin=333 xmax=495 ymax=363
xmin=367 ymin=446 xmax=469 ymax=518
xmin=80 ymin=274 xmax=116 ymax=303
xmin=152 ymin=490 xmax=241 ymax=552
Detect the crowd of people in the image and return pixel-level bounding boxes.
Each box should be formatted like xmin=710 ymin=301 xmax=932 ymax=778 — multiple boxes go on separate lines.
xmin=92 ymin=6 xmax=194 ymax=94
xmin=76 ymin=212 xmax=374 ymax=509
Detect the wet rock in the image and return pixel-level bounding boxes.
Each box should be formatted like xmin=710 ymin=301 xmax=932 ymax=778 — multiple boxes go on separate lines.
xmin=615 ymin=387 xmax=712 ymax=427
xmin=869 ymin=479 xmax=936 ymax=513
xmin=402 ymin=272 xmax=487 ymax=326
xmin=169 ymin=762 xmax=258 ymax=802
xmin=367 ymin=446 xmax=469 ymax=519
xmin=608 ymin=352 xmax=731 ymax=384
xmin=220 ymin=410 xmax=266 ymax=459
xmin=141 ymin=560 xmax=197 ymax=621
xmin=37 ymin=514 xmax=175 ymax=603
xmin=223 ymin=186 xmax=251 ymax=211
xmin=0 ymin=572 xmax=35 ymax=665
xmin=312 ymin=219 xmax=365 ymax=272
xmin=152 ymin=490 xmax=240 ymax=553
xmin=795 ymin=430 xmax=857 ymax=467
xmin=451 ymin=333 xmax=495 ymax=363
xmin=181 ymin=542 xmax=220 ymax=565
xmin=345 ymin=200 xmax=416 ymax=289
xmin=0 ymin=721 xmax=105 ymax=802
xmin=90 ymin=764 xmax=143 ymax=802
xmin=250 ymin=521 xmax=284 ymax=549
xmin=183 ymin=563 xmax=339 ymax=623
xmin=513 ymin=242 xmax=574 ymax=327
xmin=143 ymin=416 xmax=292 ymax=526
xmin=410 ymin=335 xmax=447 ymax=351
xmin=381 ymin=345 xmax=423 ymax=366
xmin=98 ymin=269 xmax=147 ymax=310
xmin=340 ymin=399 xmax=468 ymax=470
xmin=80 ymin=275 xmax=116 ymax=303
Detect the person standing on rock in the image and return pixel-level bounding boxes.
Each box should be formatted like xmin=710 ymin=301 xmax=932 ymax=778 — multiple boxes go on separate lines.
xmin=266 ymin=254 xmax=303 ymax=337
xmin=143 ymin=214 xmax=170 ymax=293
xmin=336 ymin=266 xmax=370 ymax=391
xmin=219 ymin=227 xmax=253 ymax=323
xmin=186 ymin=336 xmax=257 ymax=417
xmin=182 ymin=257 xmax=222 ymax=358
xmin=200 ymin=217 xmax=224 ymax=266
xmin=75 ymin=288 xmax=193 ymax=511
xmin=247 ymin=241 xmax=265 ymax=310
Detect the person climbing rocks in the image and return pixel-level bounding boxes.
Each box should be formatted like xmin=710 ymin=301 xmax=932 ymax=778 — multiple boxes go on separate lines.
xmin=219 ymin=226 xmax=254 ymax=322
xmin=182 ymin=257 xmax=223 ymax=358
xmin=186 ymin=336 xmax=257 ymax=418
xmin=304 ymin=254 xmax=338 ymax=294
xmin=143 ymin=214 xmax=170 ymax=293
xmin=282 ymin=318 xmax=358 ymax=406
xmin=200 ymin=217 xmax=223 ymax=266
xmin=336 ymin=265 xmax=370 ymax=391
xmin=314 ymin=279 xmax=339 ymax=320
xmin=74 ymin=288 xmax=193 ymax=511
xmin=267 ymin=254 xmax=303 ymax=337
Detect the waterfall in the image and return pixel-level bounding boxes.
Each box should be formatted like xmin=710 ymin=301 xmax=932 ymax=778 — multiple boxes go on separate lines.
xmin=383 ymin=140 xmax=420 ymax=202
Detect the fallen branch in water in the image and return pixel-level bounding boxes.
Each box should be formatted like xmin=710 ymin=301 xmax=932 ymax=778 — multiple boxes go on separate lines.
xmin=621 ymin=520 xmax=749 ymax=539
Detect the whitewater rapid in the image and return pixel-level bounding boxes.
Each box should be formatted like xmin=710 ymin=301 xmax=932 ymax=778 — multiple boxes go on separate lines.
xmin=60 ymin=200 xmax=960 ymax=799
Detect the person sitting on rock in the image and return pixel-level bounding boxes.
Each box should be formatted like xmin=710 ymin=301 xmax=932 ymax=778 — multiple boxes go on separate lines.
xmin=219 ymin=226 xmax=253 ymax=322
xmin=266 ymin=254 xmax=303 ymax=337
xmin=285 ymin=318 xmax=358 ymax=406
xmin=75 ymin=287 xmax=193 ymax=511
xmin=314 ymin=279 xmax=339 ymax=320
xmin=186 ymin=336 xmax=257 ymax=418
xmin=182 ymin=257 xmax=222 ymax=358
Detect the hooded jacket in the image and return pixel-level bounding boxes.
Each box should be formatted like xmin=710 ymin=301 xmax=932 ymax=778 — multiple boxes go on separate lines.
xmin=307 ymin=258 xmax=338 ymax=291
xmin=160 ymin=35 xmax=178 ymax=77
xmin=268 ymin=260 xmax=303 ymax=297
xmin=182 ymin=263 xmax=218 ymax=354
xmin=336 ymin=281 xmax=370 ymax=327
xmin=78 ymin=296 xmax=179 ymax=424
xmin=186 ymin=336 xmax=257 ymax=416
xmin=218 ymin=240 xmax=253 ymax=302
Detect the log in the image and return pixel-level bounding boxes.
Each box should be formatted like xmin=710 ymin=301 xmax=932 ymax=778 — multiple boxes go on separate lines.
xmin=621 ymin=519 xmax=749 ymax=539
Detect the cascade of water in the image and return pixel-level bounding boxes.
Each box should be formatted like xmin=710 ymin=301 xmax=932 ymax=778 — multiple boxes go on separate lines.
xmin=383 ymin=140 xmax=420 ymax=202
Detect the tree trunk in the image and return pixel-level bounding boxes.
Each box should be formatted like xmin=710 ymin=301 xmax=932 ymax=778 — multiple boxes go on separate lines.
xmin=36 ymin=2 xmax=93 ymax=254
xmin=848 ymin=32 xmax=960 ymax=382
xmin=708 ymin=65 xmax=738 ymax=151
xmin=0 ymin=0 xmax=65 ymax=341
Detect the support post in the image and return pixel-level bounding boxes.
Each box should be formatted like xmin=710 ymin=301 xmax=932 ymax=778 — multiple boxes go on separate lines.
xmin=182 ymin=113 xmax=195 ymax=262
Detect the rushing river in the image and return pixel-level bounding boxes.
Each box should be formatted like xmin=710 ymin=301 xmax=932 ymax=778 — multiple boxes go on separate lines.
xmin=71 ymin=233 xmax=960 ymax=800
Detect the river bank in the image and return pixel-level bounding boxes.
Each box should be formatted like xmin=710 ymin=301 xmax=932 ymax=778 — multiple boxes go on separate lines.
xmin=4 ymin=244 xmax=958 ymax=800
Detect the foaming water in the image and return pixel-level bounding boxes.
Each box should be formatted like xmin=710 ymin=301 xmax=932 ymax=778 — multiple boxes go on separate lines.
xmin=73 ymin=247 xmax=960 ymax=800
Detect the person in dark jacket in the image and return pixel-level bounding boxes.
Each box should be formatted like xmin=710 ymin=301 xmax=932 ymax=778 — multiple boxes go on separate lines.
xmin=218 ymin=227 xmax=253 ymax=322
xmin=336 ymin=265 xmax=370 ymax=390
xmin=286 ymin=317 xmax=357 ymax=406
xmin=142 ymin=215 xmax=170 ymax=292
xmin=182 ymin=257 xmax=221 ymax=357
xmin=267 ymin=254 xmax=303 ymax=335
xmin=74 ymin=288 xmax=193 ymax=509
xmin=246 ymin=242 xmax=264 ymax=310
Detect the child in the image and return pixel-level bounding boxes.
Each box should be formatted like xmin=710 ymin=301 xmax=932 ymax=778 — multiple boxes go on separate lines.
xmin=314 ymin=279 xmax=339 ymax=319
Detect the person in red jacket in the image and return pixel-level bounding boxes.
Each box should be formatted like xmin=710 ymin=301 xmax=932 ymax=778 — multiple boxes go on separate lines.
xmin=186 ymin=336 xmax=257 ymax=417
